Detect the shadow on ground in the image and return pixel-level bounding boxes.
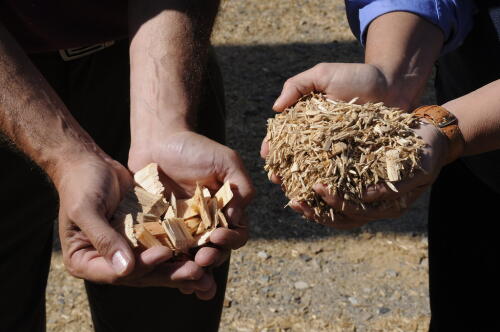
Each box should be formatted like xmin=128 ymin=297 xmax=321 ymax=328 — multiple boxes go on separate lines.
xmin=216 ymin=42 xmax=435 ymax=240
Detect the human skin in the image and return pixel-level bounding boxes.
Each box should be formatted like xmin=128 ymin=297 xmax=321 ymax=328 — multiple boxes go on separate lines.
xmin=261 ymin=11 xmax=499 ymax=228
xmin=0 ymin=0 xmax=253 ymax=300
xmin=127 ymin=0 xmax=255 ymax=299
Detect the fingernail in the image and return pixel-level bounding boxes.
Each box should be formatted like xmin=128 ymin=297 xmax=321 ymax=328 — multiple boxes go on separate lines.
xmin=112 ymin=251 xmax=129 ymax=275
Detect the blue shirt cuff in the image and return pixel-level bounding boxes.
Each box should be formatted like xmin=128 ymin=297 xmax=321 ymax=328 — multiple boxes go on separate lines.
xmin=346 ymin=0 xmax=475 ymax=55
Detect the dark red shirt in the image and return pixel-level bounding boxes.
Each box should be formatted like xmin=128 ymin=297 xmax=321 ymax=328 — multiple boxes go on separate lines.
xmin=0 ymin=1 xmax=128 ymax=53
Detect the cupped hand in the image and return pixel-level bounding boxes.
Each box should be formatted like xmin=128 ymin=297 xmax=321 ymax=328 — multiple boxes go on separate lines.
xmin=129 ymin=130 xmax=255 ymax=296
xmin=56 ymin=153 xmax=216 ymax=296
xmin=261 ymin=62 xmax=402 ymax=182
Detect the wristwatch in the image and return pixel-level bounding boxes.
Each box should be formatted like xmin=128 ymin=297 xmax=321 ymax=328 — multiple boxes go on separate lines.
xmin=413 ymin=105 xmax=465 ymax=164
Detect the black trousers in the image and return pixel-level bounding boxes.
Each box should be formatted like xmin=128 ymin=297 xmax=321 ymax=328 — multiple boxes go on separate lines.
xmin=0 ymin=40 xmax=228 ymax=332
xmin=428 ymin=161 xmax=500 ymax=332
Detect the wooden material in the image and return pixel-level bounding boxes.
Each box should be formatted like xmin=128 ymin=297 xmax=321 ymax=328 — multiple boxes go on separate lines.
xmin=136 ymin=222 xmax=166 ymax=236
xmin=162 ymin=218 xmax=194 ymax=252
xmin=194 ymin=184 xmax=212 ymax=228
xmin=133 ymin=163 xmax=165 ymax=196
xmin=115 ymin=163 xmax=234 ymax=253
xmin=177 ymin=198 xmax=198 ymax=219
xmin=135 ymin=224 xmax=163 ymax=248
xmin=215 ymin=182 xmax=233 ymax=209
xmin=115 ymin=186 xmax=168 ymax=218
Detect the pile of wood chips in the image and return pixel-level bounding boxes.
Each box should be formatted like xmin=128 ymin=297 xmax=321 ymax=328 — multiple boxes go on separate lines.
xmin=264 ymin=93 xmax=425 ymax=220
xmin=112 ymin=163 xmax=233 ymax=253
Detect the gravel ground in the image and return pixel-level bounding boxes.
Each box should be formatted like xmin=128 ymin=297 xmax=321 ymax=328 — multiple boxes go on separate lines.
xmin=47 ymin=1 xmax=435 ymax=331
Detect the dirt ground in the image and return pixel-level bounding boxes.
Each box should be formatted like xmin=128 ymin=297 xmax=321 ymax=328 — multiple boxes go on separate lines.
xmin=46 ymin=1 xmax=434 ymax=331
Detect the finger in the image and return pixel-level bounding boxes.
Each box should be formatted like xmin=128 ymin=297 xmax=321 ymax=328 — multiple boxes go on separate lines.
xmin=179 ymin=288 xmax=194 ymax=295
xmin=291 ymin=201 xmax=315 ymax=220
xmin=270 ymin=173 xmax=282 ymax=184
xmin=260 ymin=139 xmax=269 ymax=159
xmin=71 ymin=209 xmax=135 ymax=278
xmin=180 ymin=272 xmax=216 ymax=292
xmin=139 ymin=246 xmax=174 ymax=267
xmin=273 ymin=66 xmax=326 ymax=112
xmin=313 ymin=184 xmax=343 ymax=210
xmin=195 ymin=246 xmax=230 ymax=267
xmin=167 ymin=260 xmax=205 ymax=281
xmin=224 ymin=151 xmax=255 ymax=207
xmin=362 ymin=177 xmax=429 ymax=203
xmin=210 ymin=227 xmax=248 ymax=250
xmin=195 ymin=283 xmax=218 ymax=301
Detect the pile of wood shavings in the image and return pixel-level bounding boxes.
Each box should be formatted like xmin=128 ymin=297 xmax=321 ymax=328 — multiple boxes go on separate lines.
xmin=264 ymin=93 xmax=425 ymax=220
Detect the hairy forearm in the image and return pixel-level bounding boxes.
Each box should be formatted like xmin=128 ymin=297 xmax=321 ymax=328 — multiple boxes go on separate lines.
xmin=129 ymin=0 xmax=219 ymax=149
xmin=442 ymin=80 xmax=500 ymax=156
xmin=0 ymin=24 xmax=100 ymax=185
xmin=365 ymin=12 xmax=444 ymax=109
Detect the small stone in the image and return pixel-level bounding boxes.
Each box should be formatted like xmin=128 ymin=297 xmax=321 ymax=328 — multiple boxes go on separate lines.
xmin=299 ymin=253 xmax=312 ymax=262
xmin=223 ymin=297 xmax=232 ymax=308
xmin=348 ymin=296 xmax=359 ymax=305
xmin=294 ymin=281 xmax=309 ymax=290
xmin=386 ymin=269 xmax=399 ymax=278
xmin=259 ymin=275 xmax=270 ymax=283
xmin=257 ymin=251 xmax=270 ymax=260
xmin=269 ymin=307 xmax=278 ymax=313
xmin=363 ymin=287 xmax=371 ymax=293
xmin=420 ymin=257 xmax=429 ymax=266
xmin=378 ymin=307 xmax=390 ymax=315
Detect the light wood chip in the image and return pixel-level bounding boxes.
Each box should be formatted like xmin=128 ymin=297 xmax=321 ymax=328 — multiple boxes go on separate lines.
xmin=184 ymin=217 xmax=202 ymax=234
xmin=194 ymin=184 xmax=212 ymax=228
xmin=114 ymin=186 xmax=168 ymax=218
xmin=162 ymin=218 xmax=194 ymax=252
xmin=217 ymin=210 xmax=229 ymax=228
xmin=133 ymin=163 xmax=165 ymax=196
xmin=215 ymin=182 xmax=233 ymax=209
xmin=177 ymin=198 xmax=198 ymax=219
xmin=135 ymin=222 xmax=166 ymax=236
xmin=135 ymin=224 xmax=163 ymax=248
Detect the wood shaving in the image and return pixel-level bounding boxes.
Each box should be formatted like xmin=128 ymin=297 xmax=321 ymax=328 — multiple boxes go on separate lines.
xmin=264 ymin=93 xmax=425 ymax=220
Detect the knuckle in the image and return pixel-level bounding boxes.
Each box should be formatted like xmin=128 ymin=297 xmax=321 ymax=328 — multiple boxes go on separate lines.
xmin=92 ymin=232 xmax=113 ymax=255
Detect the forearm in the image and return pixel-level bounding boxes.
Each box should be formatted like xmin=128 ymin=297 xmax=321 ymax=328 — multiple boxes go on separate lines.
xmin=129 ymin=0 xmax=219 ymax=149
xmin=0 ymin=23 xmax=100 ymax=185
xmin=365 ymin=12 xmax=444 ymax=109
xmin=442 ymin=80 xmax=500 ymax=156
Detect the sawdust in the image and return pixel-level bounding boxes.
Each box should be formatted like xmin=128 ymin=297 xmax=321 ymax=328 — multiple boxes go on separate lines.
xmin=265 ymin=93 xmax=425 ymax=220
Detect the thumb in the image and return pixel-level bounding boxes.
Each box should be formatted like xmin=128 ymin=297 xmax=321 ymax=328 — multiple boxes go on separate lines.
xmin=273 ymin=64 xmax=326 ymax=112
xmin=77 ymin=210 xmax=135 ymax=277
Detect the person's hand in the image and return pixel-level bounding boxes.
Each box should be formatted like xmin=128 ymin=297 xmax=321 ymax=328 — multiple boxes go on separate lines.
xmin=261 ymin=62 xmax=407 ymax=181
xmin=56 ymin=153 xmax=216 ymax=297
xmin=129 ymin=130 xmax=255 ymax=297
xmin=261 ymin=63 xmax=444 ymax=229
xmin=303 ymin=121 xmax=449 ymax=229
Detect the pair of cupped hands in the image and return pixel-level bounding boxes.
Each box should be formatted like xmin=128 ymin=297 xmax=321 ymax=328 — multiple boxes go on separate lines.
xmin=57 ymin=63 xmax=449 ymax=300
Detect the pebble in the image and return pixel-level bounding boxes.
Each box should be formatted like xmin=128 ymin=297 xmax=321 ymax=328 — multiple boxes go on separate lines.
xmin=299 ymin=253 xmax=312 ymax=262
xmin=360 ymin=312 xmax=373 ymax=321
xmin=294 ymin=281 xmax=309 ymax=290
xmin=257 ymin=251 xmax=270 ymax=260
xmin=386 ymin=269 xmax=399 ymax=278
xmin=348 ymin=296 xmax=359 ymax=305
xmin=259 ymin=275 xmax=270 ymax=283
xmin=223 ymin=297 xmax=232 ymax=308
xmin=378 ymin=307 xmax=391 ymax=315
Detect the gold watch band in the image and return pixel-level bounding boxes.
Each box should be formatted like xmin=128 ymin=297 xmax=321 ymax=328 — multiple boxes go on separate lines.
xmin=413 ymin=105 xmax=465 ymax=164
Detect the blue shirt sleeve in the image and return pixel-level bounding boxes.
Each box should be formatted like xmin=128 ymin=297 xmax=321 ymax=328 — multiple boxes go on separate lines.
xmin=345 ymin=0 xmax=476 ymax=55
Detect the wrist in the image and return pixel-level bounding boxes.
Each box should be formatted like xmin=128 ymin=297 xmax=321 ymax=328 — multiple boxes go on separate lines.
xmin=49 ymin=144 xmax=107 ymax=190
xmin=366 ymin=63 xmax=416 ymax=110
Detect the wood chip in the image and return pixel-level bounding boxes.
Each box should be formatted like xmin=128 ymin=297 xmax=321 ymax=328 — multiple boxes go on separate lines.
xmin=217 ymin=210 xmax=229 ymax=228
xmin=133 ymin=163 xmax=165 ymax=196
xmin=162 ymin=218 xmax=194 ymax=252
xmin=115 ymin=186 xmax=168 ymax=218
xmin=215 ymin=182 xmax=233 ymax=209
xmin=194 ymin=184 xmax=212 ymax=228
xmin=177 ymin=198 xmax=198 ymax=219
xmin=135 ymin=224 xmax=163 ymax=248
xmin=135 ymin=221 xmax=166 ymax=236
